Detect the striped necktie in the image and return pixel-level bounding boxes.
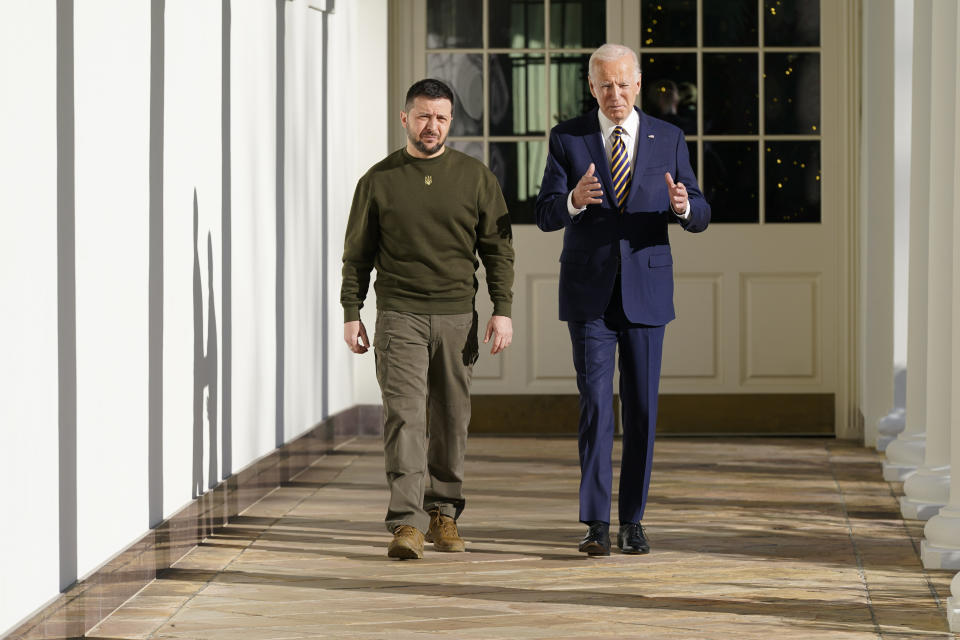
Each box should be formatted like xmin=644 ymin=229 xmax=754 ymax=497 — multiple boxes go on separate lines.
xmin=611 ymin=125 xmax=631 ymax=210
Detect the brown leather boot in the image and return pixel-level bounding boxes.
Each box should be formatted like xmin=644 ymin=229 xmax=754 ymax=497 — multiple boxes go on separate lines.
xmin=387 ymin=525 xmax=424 ymax=559
xmin=425 ymin=509 xmax=466 ymax=552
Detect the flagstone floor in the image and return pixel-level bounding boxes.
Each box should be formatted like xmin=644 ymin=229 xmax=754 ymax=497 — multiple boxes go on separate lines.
xmin=86 ymin=437 xmax=956 ymax=639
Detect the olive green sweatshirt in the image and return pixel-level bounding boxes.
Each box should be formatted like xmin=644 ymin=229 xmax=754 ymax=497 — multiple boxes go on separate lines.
xmin=340 ymin=147 xmax=515 ymax=322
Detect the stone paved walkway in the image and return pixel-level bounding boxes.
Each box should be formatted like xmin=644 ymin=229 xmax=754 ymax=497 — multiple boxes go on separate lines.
xmin=88 ymin=437 xmax=956 ymax=639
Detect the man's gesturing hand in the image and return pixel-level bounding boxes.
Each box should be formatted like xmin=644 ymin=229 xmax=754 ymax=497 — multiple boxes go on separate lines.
xmin=484 ymin=315 xmax=513 ymax=355
xmin=664 ymin=172 xmax=688 ymax=215
xmin=344 ymin=320 xmax=369 ymax=354
xmin=571 ymin=162 xmax=604 ymax=209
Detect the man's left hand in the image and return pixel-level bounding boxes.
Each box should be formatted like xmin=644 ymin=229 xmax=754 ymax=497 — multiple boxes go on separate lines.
xmin=484 ymin=315 xmax=513 ymax=355
xmin=665 ymin=172 xmax=688 ymax=214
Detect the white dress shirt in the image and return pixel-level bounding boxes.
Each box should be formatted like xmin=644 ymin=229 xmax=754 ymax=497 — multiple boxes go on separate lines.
xmin=567 ymin=109 xmax=691 ymax=220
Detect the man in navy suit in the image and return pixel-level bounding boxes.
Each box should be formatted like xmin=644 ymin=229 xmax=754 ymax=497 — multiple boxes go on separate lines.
xmin=535 ymin=43 xmax=710 ymax=556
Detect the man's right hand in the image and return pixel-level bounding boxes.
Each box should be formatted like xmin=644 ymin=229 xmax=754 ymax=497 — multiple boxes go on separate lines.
xmin=571 ymin=162 xmax=604 ymax=209
xmin=344 ymin=320 xmax=369 ymax=354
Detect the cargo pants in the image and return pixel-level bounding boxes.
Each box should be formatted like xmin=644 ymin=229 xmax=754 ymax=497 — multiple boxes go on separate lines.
xmin=373 ymin=309 xmax=479 ymax=534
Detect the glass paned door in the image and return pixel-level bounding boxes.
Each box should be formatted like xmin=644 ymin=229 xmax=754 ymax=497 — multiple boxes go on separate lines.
xmin=425 ymin=0 xmax=820 ymax=225
xmin=640 ymin=0 xmax=822 ymax=224
xmin=426 ymin=0 xmax=605 ymax=223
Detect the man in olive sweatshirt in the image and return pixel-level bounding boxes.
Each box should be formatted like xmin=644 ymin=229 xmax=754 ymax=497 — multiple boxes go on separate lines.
xmin=341 ymin=79 xmax=515 ymax=560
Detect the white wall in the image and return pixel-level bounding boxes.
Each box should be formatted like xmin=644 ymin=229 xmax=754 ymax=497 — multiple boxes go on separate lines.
xmin=0 ymin=0 xmax=387 ymax=633
xmin=0 ymin=1 xmax=61 ymax=629
xmin=229 ymin=0 xmax=277 ymax=473
xmin=326 ymin=0 xmax=389 ymax=409
xmin=74 ymin=0 xmax=152 ymax=579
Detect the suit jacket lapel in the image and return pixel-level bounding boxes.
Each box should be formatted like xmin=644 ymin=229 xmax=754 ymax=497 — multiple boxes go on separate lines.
xmin=628 ymin=109 xmax=656 ymax=203
xmin=581 ymin=110 xmax=616 ymax=209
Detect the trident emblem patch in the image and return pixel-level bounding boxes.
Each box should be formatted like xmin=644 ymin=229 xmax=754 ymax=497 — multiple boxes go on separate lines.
xmin=424 ymin=175 xmax=433 ymax=186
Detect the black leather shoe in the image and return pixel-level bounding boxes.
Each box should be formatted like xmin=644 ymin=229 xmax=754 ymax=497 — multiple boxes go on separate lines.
xmin=578 ymin=522 xmax=611 ymax=556
xmin=618 ymin=522 xmax=650 ymax=554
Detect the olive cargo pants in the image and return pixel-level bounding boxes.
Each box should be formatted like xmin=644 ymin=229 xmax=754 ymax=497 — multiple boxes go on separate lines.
xmin=374 ymin=310 xmax=478 ymax=533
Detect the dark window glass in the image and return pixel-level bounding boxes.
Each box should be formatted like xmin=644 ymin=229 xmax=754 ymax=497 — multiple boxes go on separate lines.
xmin=551 ymin=54 xmax=596 ymax=124
xmin=641 ymin=0 xmax=696 ymax=47
xmin=765 ymin=52 xmax=820 ymax=134
xmin=489 ymin=0 xmax=545 ymax=48
xmin=703 ymin=53 xmax=758 ymax=134
xmin=703 ymin=141 xmax=759 ymax=223
xmin=446 ymin=140 xmax=484 ymax=162
xmin=427 ymin=53 xmax=484 ymax=136
xmin=765 ymin=141 xmax=820 ymax=222
xmin=489 ymin=54 xmax=546 ymax=136
xmin=703 ymin=0 xmax=757 ymax=46
xmin=640 ymin=53 xmax=697 ymax=135
xmin=427 ymin=0 xmax=482 ymax=48
xmin=669 ymin=141 xmax=700 ymax=224
xmin=765 ymin=0 xmax=819 ymax=46
xmin=550 ymin=0 xmax=605 ymax=48
xmin=490 ymin=141 xmax=548 ymax=224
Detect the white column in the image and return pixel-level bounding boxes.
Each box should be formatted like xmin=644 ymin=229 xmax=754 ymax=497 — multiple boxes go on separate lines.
xmin=885 ymin=0 xmax=932 ymax=479
xmin=876 ymin=367 xmax=906 ymax=451
xmin=920 ymin=0 xmax=960 ymax=568
xmin=901 ymin=0 xmax=955 ymax=521
xmin=879 ymin=2 xmax=915 ymax=452
xmin=861 ymin=0 xmax=896 ymax=449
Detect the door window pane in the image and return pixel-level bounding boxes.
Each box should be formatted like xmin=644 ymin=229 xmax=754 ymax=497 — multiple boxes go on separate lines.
xmin=703 ymin=142 xmax=760 ymax=223
xmin=427 ymin=53 xmax=484 ymax=136
xmin=490 ymin=141 xmax=548 ymax=225
xmin=641 ymin=53 xmax=697 ymax=135
xmin=427 ymin=0 xmax=482 ymax=48
xmin=703 ymin=0 xmax=757 ymax=47
xmin=551 ymin=54 xmax=595 ymax=125
xmin=765 ymin=52 xmax=820 ymax=134
xmin=642 ymin=0 xmax=696 ymax=47
xmin=489 ymin=0 xmax=545 ymax=48
xmin=550 ymin=0 xmax=605 ymax=48
xmin=489 ymin=54 xmax=546 ymax=136
xmin=703 ymin=53 xmax=758 ymax=134
xmin=765 ymin=141 xmax=821 ymax=223
xmin=765 ymin=0 xmax=820 ymax=46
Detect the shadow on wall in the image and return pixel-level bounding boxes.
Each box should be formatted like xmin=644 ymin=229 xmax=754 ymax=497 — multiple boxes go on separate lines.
xmin=57 ymin=0 xmax=78 ymax=593
xmin=148 ymin=0 xmax=165 ymax=527
xmin=193 ymin=189 xmax=220 ymax=498
xmin=275 ymin=0 xmax=285 ymax=449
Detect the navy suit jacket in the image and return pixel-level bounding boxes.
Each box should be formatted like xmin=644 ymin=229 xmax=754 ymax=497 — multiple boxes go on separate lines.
xmin=535 ymin=107 xmax=710 ymax=324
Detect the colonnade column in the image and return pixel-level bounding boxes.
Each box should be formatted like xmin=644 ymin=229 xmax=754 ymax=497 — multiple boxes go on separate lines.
xmin=922 ymin=66 xmax=960 ymax=563
xmin=923 ymin=0 xmax=960 ymax=606
xmin=901 ymin=0 xmax=955 ymax=521
xmin=884 ymin=0 xmax=932 ymax=481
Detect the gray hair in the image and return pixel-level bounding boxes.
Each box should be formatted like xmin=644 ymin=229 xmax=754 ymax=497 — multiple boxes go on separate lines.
xmin=588 ymin=43 xmax=641 ymax=80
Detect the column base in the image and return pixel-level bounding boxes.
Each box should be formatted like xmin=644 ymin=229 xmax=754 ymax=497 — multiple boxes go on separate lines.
xmin=875 ymin=409 xmax=906 ymax=452
xmin=883 ymin=460 xmax=919 ymax=482
xmin=920 ymin=507 xmax=960 ymax=568
xmin=922 ymin=541 xmax=960 ymax=569
xmin=882 ymin=433 xmax=926 ymax=481
xmin=900 ymin=466 xmax=950 ymax=520
xmin=876 ymin=435 xmax=895 ymax=452
xmin=900 ymin=496 xmax=944 ymax=520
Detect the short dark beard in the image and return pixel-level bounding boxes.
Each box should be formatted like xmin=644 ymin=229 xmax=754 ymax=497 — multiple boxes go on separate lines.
xmin=407 ymin=129 xmax=445 ymax=156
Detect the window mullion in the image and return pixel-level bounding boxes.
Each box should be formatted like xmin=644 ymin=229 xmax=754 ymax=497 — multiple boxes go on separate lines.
xmin=758 ymin=0 xmax=766 ymax=224
xmin=482 ymin=0 xmax=489 ymax=165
